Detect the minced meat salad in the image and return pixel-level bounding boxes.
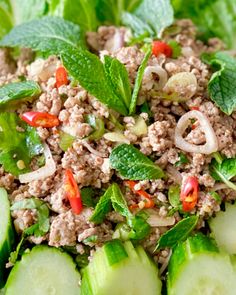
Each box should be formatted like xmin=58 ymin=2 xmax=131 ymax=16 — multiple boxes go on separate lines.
xmin=1 ymin=1 xmax=236 ymax=294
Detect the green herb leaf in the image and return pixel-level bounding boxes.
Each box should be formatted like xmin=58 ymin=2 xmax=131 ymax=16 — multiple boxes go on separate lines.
xmin=209 ymin=191 xmax=222 ymax=203
xmin=110 ymin=183 xmax=132 ymax=219
xmin=207 ymin=52 xmax=236 ymax=115
xmin=8 ymin=235 xmax=25 ymax=266
xmin=61 ymin=48 xmax=129 ymax=115
xmin=0 ymin=16 xmax=85 ymax=56
xmin=104 ymin=55 xmax=131 ymax=110
xmin=0 ymin=81 xmax=41 ymax=110
xmin=175 ymin=152 xmax=189 ymax=167
xmin=83 ymin=235 xmax=98 ymax=244
xmin=109 ymin=143 xmax=165 ymax=180
xmin=0 ymin=113 xmax=43 ymax=175
xmin=11 ymin=0 xmax=48 ymax=25
xmin=210 ymin=158 xmax=236 ymax=191
xmin=86 ymin=114 xmax=105 ymax=140
xmin=11 ymin=198 xmax=50 ymax=237
xmin=59 ymin=131 xmax=75 ymax=152
xmin=168 ymin=40 xmax=182 ymax=58
xmin=168 ymin=185 xmax=181 ymax=208
xmin=128 ymin=216 xmax=151 ymax=240
xmin=81 ymin=187 xmax=96 ymax=208
xmin=172 ymin=0 xmax=236 ymax=49
xmin=0 ymin=0 xmax=13 ymax=39
xmin=129 ymin=46 xmax=151 ymax=114
xmin=122 ymin=0 xmax=174 ymax=38
xmin=155 ymin=216 xmax=198 ymax=250
xmin=49 ymin=0 xmax=98 ymax=31
xmin=89 ymin=186 xmax=112 ymax=224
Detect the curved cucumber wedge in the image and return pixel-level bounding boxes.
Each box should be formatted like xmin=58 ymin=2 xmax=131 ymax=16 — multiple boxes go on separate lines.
xmin=5 ymin=246 xmax=81 ymax=295
xmin=210 ymin=203 xmax=236 ymax=254
xmin=81 ymin=239 xmax=162 ymax=295
xmin=0 ymin=188 xmax=15 ymax=288
xmin=167 ymin=234 xmax=236 ymax=295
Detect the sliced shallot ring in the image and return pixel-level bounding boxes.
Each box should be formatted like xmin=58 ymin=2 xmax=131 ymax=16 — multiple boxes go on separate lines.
xmin=19 ymin=143 xmax=56 ymax=183
xmin=143 ymin=65 xmax=168 ymax=90
xmin=175 ymin=110 xmax=218 ymax=154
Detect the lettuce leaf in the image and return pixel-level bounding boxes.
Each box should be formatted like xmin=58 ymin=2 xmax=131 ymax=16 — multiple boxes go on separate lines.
xmin=172 ymin=0 xmax=236 ymax=49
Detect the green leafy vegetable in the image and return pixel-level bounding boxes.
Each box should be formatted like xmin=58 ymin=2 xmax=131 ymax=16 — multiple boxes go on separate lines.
xmin=209 ymin=191 xmax=222 ymax=203
xmin=0 ymin=16 xmax=85 ymax=56
xmin=59 ymin=131 xmax=75 ymax=152
xmin=61 ymin=48 xmax=130 ymax=115
xmin=104 ymin=55 xmax=131 ymax=110
xmin=168 ymin=40 xmax=182 ymax=58
xmin=86 ymin=114 xmax=105 ymax=140
xmin=172 ymin=0 xmax=236 ymax=49
xmin=122 ymin=0 xmax=174 ymax=38
xmin=0 ymin=113 xmax=43 ymax=175
xmin=129 ymin=46 xmax=151 ymax=114
xmin=110 ymin=183 xmax=132 ymax=219
xmin=109 ymin=144 xmax=165 ymax=180
xmin=175 ymin=152 xmax=189 ymax=167
xmin=8 ymin=236 xmax=25 ymax=266
xmin=83 ymin=235 xmax=98 ymax=244
xmin=0 ymin=0 xmax=13 ymax=38
xmin=205 ymin=52 xmax=236 ymax=115
xmin=0 ymin=81 xmax=41 ymax=110
xmin=11 ymin=0 xmax=48 ymax=25
xmin=155 ymin=216 xmax=198 ymax=250
xmin=11 ymin=198 xmax=50 ymax=237
xmin=81 ymin=187 xmax=96 ymax=208
xmin=89 ymin=186 xmax=112 ymax=224
xmin=168 ymin=185 xmax=181 ymax=208
xmin=49 ymin=0 xmax=98 ymax=31
xmin=128 ymin=215 xmax=151 ymax=240
xmin=210 ymin=158 xmax=236 ymax=191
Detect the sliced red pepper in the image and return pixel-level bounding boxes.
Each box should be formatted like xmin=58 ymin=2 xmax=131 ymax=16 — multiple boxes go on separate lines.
xmin=64 ymin=169 xmax=83 ymax=214
xmin=152 ymin=41 xmax=173 ymax=58
xmin=190 ymin=106 xmax=200 ymax=111
xmin=125 ymin=180 xmax=155 ymax=210
xmin=180 ymin=176 xmax=199 ymax=212
xmin=55 ymin=66 xmax=69 ymax=88
xmin=21 ymin=112 xmax=60 ymax=128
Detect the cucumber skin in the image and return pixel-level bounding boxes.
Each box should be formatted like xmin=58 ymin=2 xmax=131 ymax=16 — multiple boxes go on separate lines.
xmin=0 ymin=188 xmax=15 ymax=288
xmin=167 ymin=234 xmax=219 ymax=291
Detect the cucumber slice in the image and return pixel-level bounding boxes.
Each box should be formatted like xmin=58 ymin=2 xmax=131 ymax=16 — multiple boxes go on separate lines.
xmin=209 ymin=203 xmax=236 ymax=254
xmin=0 ymin=188 xmax=15 ymax=288
xmin=167 ymin=234 xmax=236 ymax=295
xmin=5 ymin=246 xmax=81 ymax=295
xmin=81 ymin=239 xmax=162 ymax=295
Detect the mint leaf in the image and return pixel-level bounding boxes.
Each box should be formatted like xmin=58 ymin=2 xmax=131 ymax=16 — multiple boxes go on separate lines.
xmin=109 ymin=144 xmax=165 ymax=180
xmin=155 ymin=216 xmax=198 ymax=250
xmin=122 ymin=0 xmax=174 ymax=38
xmin=0 ymin=113 xmax=43 ymax=175
xmin=49 ymin=0 xmax=98 ymax=31
xmin=61 ymin=48 xmax=129 ymax=115
xmin=175 ymin=152 xmax=189 ymax=167
xmin=104 ymin=55 xmax=131 ymax=110
xmin=207 ymin=52 xmax=236 ymax=115
xmin=210 ymin=158 xmax=236 ymax=191
xmin=11 ymin=0 xmax=48 ymax=25
xmin=81 ymin=187 xmax=96 ymax=208
xmin=110 ymin=183 xmax=132 ymax=219
xmin=89 ymin=186 xmax=112 ymax=224
xmin=0 ymin=0 xmax=13 ymax=38
xmin=168 ymin=40 xmax=182 ymax=58
xmin=0 ymin=81 xmax=41 ymax=111
xmin=129 ymin=46 xmax=151 ymax=114
xmin=0 ymin=16 xmax=85 ymax=56
xmin=11 ymin=198 xmax=50 ymax=236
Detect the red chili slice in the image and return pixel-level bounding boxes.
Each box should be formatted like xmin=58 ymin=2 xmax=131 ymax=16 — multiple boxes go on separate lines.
xmin=21 ymin=112 xmax=60 ymax=128
xmin=180 ymin=176 xmax=199 ymax=212
xmin=64 ymin=169 xmax=83 ymax=215
xmin=55 ymin=66 xmax=69 ymax=88
xmin=152 ymin=41 xmax=173 ymax=58
xmin=125 ymin=180 xmax=155 ymax=210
